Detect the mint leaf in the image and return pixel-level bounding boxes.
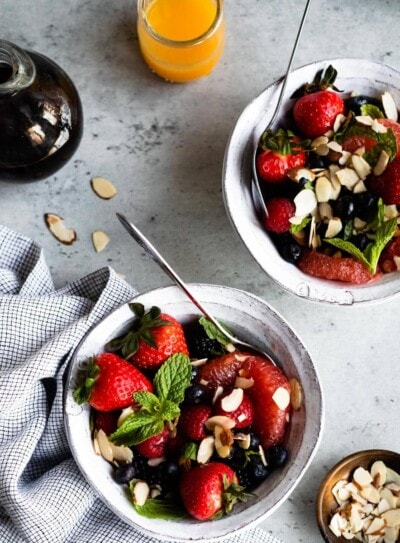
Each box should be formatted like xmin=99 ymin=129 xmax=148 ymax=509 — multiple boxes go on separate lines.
xmin=134 ymin=391 xmax=161 ymax=413
xmin=364 ymin=217 xmax=397 ymax=272
xmin=360 ymin=104 xmax=384 ymax=118
xmin=153 ymin=353 xmax=192 ymax=405
xmin=181 ymin=441 xmax=198 ymax=461
xmin=290 ymin=216 xmax=311 ymax=234
xmin=159 ymin=399 xmax=181 ymax=421
xmin=132 ymin=496 xmax=187 ymax=520
xmin=199 ymin=316 xmax=233 ymax=348
xmin=110 ymin=412 xmax=163 ymax=446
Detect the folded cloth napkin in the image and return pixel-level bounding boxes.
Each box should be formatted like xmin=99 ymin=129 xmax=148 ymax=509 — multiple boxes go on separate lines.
xmin=0 ymin=225 xmax=283 ymax=543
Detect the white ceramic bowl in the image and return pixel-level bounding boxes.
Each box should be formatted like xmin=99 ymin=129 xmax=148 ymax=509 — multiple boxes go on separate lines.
xmin=64 ymin=284 xmax=323 ymax=542
xmin=223 ymin=58 xmax=400 ymax=305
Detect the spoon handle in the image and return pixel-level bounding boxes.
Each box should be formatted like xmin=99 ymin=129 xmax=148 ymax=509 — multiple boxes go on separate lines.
xmin=116 ymin=213 xmax=232 ymax=339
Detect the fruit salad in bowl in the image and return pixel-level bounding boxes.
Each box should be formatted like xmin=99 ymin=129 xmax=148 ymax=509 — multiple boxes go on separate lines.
xmin=64 ymin=284 xmax=322 ymax=542
xmin=223 ymin=58 xmax=400 ymax=304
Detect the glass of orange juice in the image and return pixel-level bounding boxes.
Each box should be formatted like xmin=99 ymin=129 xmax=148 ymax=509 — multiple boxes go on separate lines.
xmin=137 ymin=0 xmax=225 ymax=83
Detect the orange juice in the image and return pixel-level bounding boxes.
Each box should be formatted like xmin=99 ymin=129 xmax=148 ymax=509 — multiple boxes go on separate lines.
xmin=137 ymin=0 xmax=225 ymax=82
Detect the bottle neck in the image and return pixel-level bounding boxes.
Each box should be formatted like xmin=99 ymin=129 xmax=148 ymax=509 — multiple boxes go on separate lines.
xmin=0 ymin=40 xmax=36 ymax=96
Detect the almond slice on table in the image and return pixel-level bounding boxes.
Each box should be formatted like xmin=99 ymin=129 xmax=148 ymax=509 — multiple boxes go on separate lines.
xmin=91 ymin=176 xmax=117 ymax=199
xmin=44 ymin=213 xmax=77 ymax=245
xmin=92 ymin=230 xmax=110 ymax=252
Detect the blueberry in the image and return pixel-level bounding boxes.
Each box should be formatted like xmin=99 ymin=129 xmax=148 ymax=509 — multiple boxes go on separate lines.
xmin=157 ymin=461 xmax=179 ymax=486
xmin=114 ymin=463 xmax=137 ymax=484
xmin=184 ymin=384 xmax=208 ymax=405
xmin=308 ymin=152 xmax=329 ymax=169
xmin=350 ymin=233 xmax=370 ymax=252
xmin=345 ymin=95 xmax=381 ymax=116
xmin=248 ymin=433 xmax=261 ymax=451
xmin=353 ymin=191 xmax=379 ymax=221
xmin=266 ymin=444 xmax=289 ymax=469
xmin=247 ymin=456 xmax=270 ymax=488
xmin=278 ymin=241 xmax=303 ymax=264
xmin=331 ymin=195 xmax=355 ymax=221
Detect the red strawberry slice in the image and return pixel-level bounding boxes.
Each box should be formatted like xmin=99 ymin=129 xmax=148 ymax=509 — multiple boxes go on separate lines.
xmin=136 ymin=426 xmax=170 ymax=458
xmin=94 ymin=409 xmax=120 ymax=435
xmin=297 ymin=250 xmax=379 ymax=284
xmin=341 ymin=134 xmax=377 ymax=154
xmin=73 ymin=352 xmax=153 ymax=412
xmin=367 ymin=155 xmax=400 ymax=205
xmin=199 ymin=352 xmax=290 ymax=449
xmin=180 ymin=462 xmax=242 ymax=520
xmin=179 ymin=404 xmax=212 ymax=441
xmin=214 ymin=393 xmax=254 ymax=429
xmin=379 ymin=236 xmax=400 ymax=273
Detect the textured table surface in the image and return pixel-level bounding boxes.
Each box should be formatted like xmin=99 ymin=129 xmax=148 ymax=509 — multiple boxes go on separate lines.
xmin=1 ymin=1 xmax=400 ymax=541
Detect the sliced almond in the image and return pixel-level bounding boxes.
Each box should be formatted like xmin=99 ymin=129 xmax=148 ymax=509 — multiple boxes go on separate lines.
xmin=118 ymin=406 xmax=136 ymax=427
xmin=382 ymin=91 xmax=399 ymax=121
xmin=372 ymin=118 xmax=388 ymax=134
xmin=371 ymin=460 xmax=387 ymax=487
xmin=96 ymin=429 xmax=114 ymax=462
xmin=381 ymin=508 xmax=400 ymax=527
xmin=132 ymin=481 xmax=150 ymax=506
xmin=356 ymin=115 xmax=374 ymax=126
xmin=325 ymin=217 xmax=343 ymax=238
xmin=386 ymin=468 xmax=400 ymax=486
xmin=110 ymin=443 xmax=134 ymax=464
xmin=351 ymin=155 xmax=372 ymax=179
xmin=235 ymin=433 xmax=251 ymax=450
xmin=373 ymin=150 xmax=390 ymax=176
xmin=365 ymin=516 xmax=385 ymax=534
xmin=234 ymin=376 xmax=254 ymax=389
xmin=315 ymin=176 xmax=332 ymax=203
xmin=205 ymin=415 xmax=235 ymax=431
xmin=339 ymin=150 xmax=352 ymax=166
xmin=197 ymin=436 xmax=215 ymax=464
xmin=353 ymin=217 xmax=367 ymax=231
xmin=147 ymin=456 xmax=166 ymax=467
xmin=272 ymin=386 xmax=290 ymax=410
xmin=44 ymin=213 xmax=77 ymax=245
xmin=293 ymin=188 xmax=317 ymax=217
xmin=354 ymin=467 xmax=373 ymax=487
xmin=220 ymin=388 xmax=243 ymax=412
xmin=319 ymin=202 xmax=333 ymax=220
xmin=384 ymin=205 xmax=399 ymax=219
xmin=353 ymin=180 xmax=367 ymax=194
xmin=336 ymin=167 xmax=360 ymax=189
xmin=214 ymin=425 xmax=233 ymax=458
xmin=333 ymin=113 xmax=346 ymax=132
xmin=289 ymin=377 xmax=302 ymax=411
xmin=91 ymin=176 xmax=117 ymax=199
xmin=212 ymin=385 xmax=224 ymax=404
xmin=92 ymin=230 xmax=110 ymax=253
xmin=360 ymin=484 xmax=380 ymax=504
xmin=287 ymin=167 xmax=315 ymax=183
xmin=190 ymin=358 xmax=208 ymax=367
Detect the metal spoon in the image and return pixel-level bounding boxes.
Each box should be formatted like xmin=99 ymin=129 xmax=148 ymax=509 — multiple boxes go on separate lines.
xmin=252 ymin=0 xmax=312 ymax=217
xmin=116 ymin=212 xmax=277 ymax=363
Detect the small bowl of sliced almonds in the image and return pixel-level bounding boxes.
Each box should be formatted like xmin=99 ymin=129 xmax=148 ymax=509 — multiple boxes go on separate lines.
xmin=316 ymin=449 xmax=400 ymax=543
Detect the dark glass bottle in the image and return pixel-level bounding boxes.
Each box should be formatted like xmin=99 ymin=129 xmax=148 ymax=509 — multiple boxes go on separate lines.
xmin=0 ymin=40 xmax=83 ymax=182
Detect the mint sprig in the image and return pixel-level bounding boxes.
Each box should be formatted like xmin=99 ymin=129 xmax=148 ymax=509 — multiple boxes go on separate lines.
xmin=110 ymin=353 xmax=191 ymax=446
xmin=131 ymin=495 xmax=187 ymax=520
xmin=360 ymin=104 xmax=384 ymax=119
xmin=325 ymin=200 xmax=397 ymax=274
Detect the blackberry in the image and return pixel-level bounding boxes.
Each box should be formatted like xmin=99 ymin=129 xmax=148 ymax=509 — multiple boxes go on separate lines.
xmin=134 ymin=452 xmax=160 ymax=485
xmin=236 ymin=467 xmax=251 ymax=490
xmin=187 ymin=334 xmax=221 ymax=359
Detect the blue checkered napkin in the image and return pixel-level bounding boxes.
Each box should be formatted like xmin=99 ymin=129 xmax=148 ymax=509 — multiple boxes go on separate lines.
xmin=0 ymin=225 xmax=283 ymax=543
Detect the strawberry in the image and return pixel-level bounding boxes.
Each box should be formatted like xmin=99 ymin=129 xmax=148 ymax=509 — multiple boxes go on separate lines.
xmin=199 ymin=352 xmax=290 ymax=449
xmin=136 ymin=426 xmax=170 ymax=458
xmin=379 ymin=235 xmax=400 ymax=273
xmin=298 ymin=249 xmax=379 ymax=284
xmin=179 ymin=404 xmax=212 ymax=441
xmin=378 ymin=118 xmax=400 ymax=154
xmin=292 ymin=65 xmax=345 ymax=138
xmin=94 ymin=409 xmax=120 ymax=435
xmin=108 ymin=303 xmax=189 ymax=370
xmin=256 ymin=129 xmax=308 ymax=183
xmin=367 ymin=155 xmax=400 ymax=205
xmin=264 ymin=197 xmax=295 ymax=234
xmin=73 ymin=352 xmax=153 ymax=412
xmin=179 ymin=462 xmax=249 ymax=520
xmin=214 ymin=393 xmax=254 ymax=429
xmin=341 ymin=134 xmax=377 ymax=154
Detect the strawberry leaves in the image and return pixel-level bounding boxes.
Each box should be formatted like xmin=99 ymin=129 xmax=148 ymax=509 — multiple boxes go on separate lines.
xmin=73 ymin=357 xmax=99 ymax=405
xmin=108 ymin=303 xmax=172 ymax=359
xmin=110 ymin=353 xmax=191 ymax=446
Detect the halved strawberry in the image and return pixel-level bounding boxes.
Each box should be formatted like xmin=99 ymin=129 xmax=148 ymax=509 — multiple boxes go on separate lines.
xmin=367 ymin=155 xmax=400 ymax=205
xmin=179 ymin=404 xmax=212 ymax=441
xmin=214 ymin=393 xmax=254 ymax=429
xmin=136 ymin=426 xmax=170 ymax=458
xmin=73 ymin=352 xmax=153 ymax=412
xmin=378 ymin=235 xmax=400 ymax=273
xmin=108 ymin=304 xmax=189 ymax=370
xmin=378 ymin=118 xmax=400 ymax=154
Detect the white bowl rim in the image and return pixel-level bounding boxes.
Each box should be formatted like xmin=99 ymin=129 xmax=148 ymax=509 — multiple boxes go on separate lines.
xmin=223 ymin=57 xmax=400 ymax=306
xmin=64 ymin=283 xmax=324 ymax=542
